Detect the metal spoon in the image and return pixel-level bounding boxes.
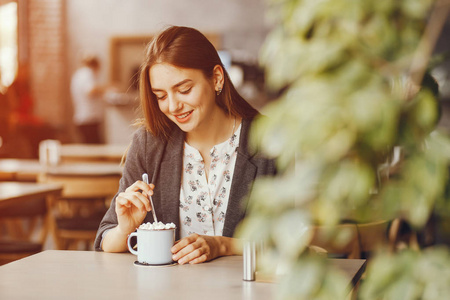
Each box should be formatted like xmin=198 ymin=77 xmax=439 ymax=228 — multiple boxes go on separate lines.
xmin=142 ymin=173 xmax=158 ymax=223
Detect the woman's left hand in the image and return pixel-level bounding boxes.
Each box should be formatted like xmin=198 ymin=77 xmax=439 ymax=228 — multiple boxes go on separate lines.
xmin=171 ymin=234 xmax=234 ymax=265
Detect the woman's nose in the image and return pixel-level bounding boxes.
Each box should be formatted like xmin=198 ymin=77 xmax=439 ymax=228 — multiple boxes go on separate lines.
xmin=168 ymin=95 xmax=182 ymax=113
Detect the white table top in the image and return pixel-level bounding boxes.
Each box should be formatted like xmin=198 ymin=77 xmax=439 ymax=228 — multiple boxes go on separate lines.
xmin=0 ymin=250 xmax=365 ymax=300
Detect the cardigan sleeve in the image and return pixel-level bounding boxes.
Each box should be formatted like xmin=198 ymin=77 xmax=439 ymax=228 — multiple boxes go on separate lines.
xmin=94 ymin=126 xmax=150 ymax=251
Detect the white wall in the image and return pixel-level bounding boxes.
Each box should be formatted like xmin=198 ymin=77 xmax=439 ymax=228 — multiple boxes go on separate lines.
xmin=66 ymin=0 xmax=270 ymax=83
xmin=65 ymin=0 xmax=271 ymax=144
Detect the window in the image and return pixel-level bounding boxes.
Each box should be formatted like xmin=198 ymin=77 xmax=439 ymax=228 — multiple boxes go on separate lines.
xmin=0 ymin=1 xmax=18 ymax=88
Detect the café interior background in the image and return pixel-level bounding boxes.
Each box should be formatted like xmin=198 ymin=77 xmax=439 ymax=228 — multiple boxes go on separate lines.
xmin=0 ymin=0 xmax=450 ymax=158
xmin=0 ymin=0 xmax=272 ymax=158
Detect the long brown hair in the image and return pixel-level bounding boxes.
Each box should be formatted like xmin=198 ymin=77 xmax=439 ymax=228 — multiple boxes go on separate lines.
xmin=139 ymin=26 xmax=258 ymax=140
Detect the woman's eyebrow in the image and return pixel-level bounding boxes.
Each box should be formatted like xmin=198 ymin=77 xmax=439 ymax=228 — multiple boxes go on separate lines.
xmin=173 ymin=79 xmax=192 ymax=88
xmin=152 ymin=79 xmax=192 ymax=92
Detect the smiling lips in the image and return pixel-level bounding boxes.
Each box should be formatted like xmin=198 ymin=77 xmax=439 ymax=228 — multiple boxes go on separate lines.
xmin=174 ymin=110 xmax=193 ymax=123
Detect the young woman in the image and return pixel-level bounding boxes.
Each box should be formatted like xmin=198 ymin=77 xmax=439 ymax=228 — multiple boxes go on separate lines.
xmin=95 ymin=26 xmax=276 ymax=265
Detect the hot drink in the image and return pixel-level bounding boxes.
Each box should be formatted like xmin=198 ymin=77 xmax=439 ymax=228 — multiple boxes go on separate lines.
xmin=127 ymin=222 xmax=176 ymax=265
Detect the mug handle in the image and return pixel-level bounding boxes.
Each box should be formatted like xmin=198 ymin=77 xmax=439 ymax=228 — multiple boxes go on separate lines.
xmin=127 ymin=232 xmax=138 ymax=255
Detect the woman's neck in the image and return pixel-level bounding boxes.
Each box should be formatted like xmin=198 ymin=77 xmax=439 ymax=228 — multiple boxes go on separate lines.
xmin=186 ymin=112 xmax=238 ymax=152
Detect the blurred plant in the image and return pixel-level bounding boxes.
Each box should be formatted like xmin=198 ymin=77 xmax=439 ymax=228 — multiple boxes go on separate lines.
xmin=360 ymin=247 xmax=450 ymax=299
xmin=237 ymin=0 xmax=450 ymax=299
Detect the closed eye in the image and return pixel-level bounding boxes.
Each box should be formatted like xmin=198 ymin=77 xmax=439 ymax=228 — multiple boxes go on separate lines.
xmin=179 ymin=87 xmax=192 ymax=94
xmin=154 ymin=94 xmax=166 ymax=101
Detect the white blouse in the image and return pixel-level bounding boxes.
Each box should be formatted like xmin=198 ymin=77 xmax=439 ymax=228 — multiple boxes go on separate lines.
xmin=179 ymin=124 xmax=241 ymax=238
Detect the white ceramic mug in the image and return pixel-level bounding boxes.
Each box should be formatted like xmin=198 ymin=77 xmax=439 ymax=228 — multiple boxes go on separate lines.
xmin=127 ymin=228 xmax=175 ymax=265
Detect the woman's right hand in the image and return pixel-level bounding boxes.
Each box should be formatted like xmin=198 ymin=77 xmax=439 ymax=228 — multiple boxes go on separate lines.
xmin=115 ymin=180 xmax=154 ymax=235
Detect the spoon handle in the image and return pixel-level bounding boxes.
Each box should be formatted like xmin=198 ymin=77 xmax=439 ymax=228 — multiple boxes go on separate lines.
xmin=142 ymin=173 xmax=158 ymax=223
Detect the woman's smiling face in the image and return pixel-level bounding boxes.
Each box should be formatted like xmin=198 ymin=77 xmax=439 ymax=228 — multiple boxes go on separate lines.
xmin=149 ymin=63 xmax=221 ymax=133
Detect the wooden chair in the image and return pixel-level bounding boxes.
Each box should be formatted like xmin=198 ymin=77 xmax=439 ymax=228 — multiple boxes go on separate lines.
xmin=0 ymin=196 xmax=50 ymax=265
xmin=310 ymin=223 xmax=361 ymax=259
xmin=357 ymin=220 xmax=390 ymax=258
xmin=309 ymin=223 xmax=363 ymax=300
xmin=38 ymin=173 xmax=120 ymax=250
xmin=0 ymin=171 xmax=15 ymax=181
xmin=310 ymin=221 xmax=389 ymax=300
xmin=388 ymin=218 xmax=419 ymax=251
xmin=311 ymin=220 xmax=391 ymax=259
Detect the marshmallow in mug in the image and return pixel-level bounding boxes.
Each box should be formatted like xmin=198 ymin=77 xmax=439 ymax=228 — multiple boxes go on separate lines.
xmin=139 ymin=221 xmax=176 ymax=230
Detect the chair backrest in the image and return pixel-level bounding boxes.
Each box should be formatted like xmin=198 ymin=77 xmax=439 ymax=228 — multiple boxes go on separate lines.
xmin=310 ymin=220 xmax=391 ymax=260
xmin=37 ymin=172 xmax=120 ymax=250
xmin=0 ymin=171 xmax=14 ymax=181
xmin=356 ymin=220 xmax=389 ymax=254
xmin=38 ymin=174 xmax=120 ymax=199
xmin=310 ymin=223 xmax=361 ymax=259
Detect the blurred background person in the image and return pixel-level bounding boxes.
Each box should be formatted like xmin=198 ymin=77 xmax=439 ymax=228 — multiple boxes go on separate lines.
xmin=71 ymin=54 xmax=107 ymax=144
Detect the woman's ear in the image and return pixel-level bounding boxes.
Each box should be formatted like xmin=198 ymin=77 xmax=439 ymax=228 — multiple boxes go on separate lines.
xmin=212 ymin=64 xmax=224 ymax=92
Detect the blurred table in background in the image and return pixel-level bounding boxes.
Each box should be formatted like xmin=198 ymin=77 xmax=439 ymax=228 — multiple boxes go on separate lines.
xmin=60 ymin=143 xmax=128 ymax=163
xmin=0 ymin=159 xmax=123 ymax=249
xmin=37 ymin=162 xmax=122 ymax=250
xmin=0 ymin=159 xmax=123 ymax=182
xmin=0 ymin=159 xmax=42 ymax=181
xmin=0 ymin=182 xmax=62 ymax=209
xmin=0 ymin=182 xmax=63 ymax=265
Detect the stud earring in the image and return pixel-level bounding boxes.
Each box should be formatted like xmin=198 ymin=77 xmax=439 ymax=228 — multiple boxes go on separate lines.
xmin=216 ymin=88 xmax=222 ymax=96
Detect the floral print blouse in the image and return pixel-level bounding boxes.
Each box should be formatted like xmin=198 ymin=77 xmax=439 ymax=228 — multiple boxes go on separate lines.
xmin=179 ymin=124 xmax=242 ymax=238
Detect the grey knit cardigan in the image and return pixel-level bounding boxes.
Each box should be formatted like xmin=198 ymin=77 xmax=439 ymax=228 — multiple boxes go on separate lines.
xmin=94 ymin=117 xmax=276 ymax=250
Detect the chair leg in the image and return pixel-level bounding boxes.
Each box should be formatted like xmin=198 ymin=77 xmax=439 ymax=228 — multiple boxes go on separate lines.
xmin=389 ymin=218 xmax=420 ymax=251
xmin=409 ymin=231 xmax=420 ymax=250
xmin=348 ymin=279 xmax=360 ymax=300
xmin=67 ymin=239 xmax=77 ymax=250
xmin=46 ymin=194 xmax=64 ymax=250
xmin=388 ymin=218 xmax=401 ymax=252
xmin=84 ymin=240 xmax=91 ymax=251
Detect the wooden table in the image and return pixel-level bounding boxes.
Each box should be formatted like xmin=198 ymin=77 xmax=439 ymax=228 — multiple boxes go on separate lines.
xmin=60 ymin=143 xmax=128 ymax=163
xmin=0 ymin=159 xmax=43 ymax=181
xmin=35 ymin=163 xmax=122 ymax=250
xmin=43 ymin=162 xmax=123 ymax=176
xmin=0 ymin=160 xmax=123 ymax=249
xmin=0 ymin=182 xmax=63 ymax=245
xmin=0 ymin=182 xmax=63 ymax=209
xmin=0 ymin=250 xmax=366 ymax=300
xmin=0 ymin=159 xmax=123 ymax=181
